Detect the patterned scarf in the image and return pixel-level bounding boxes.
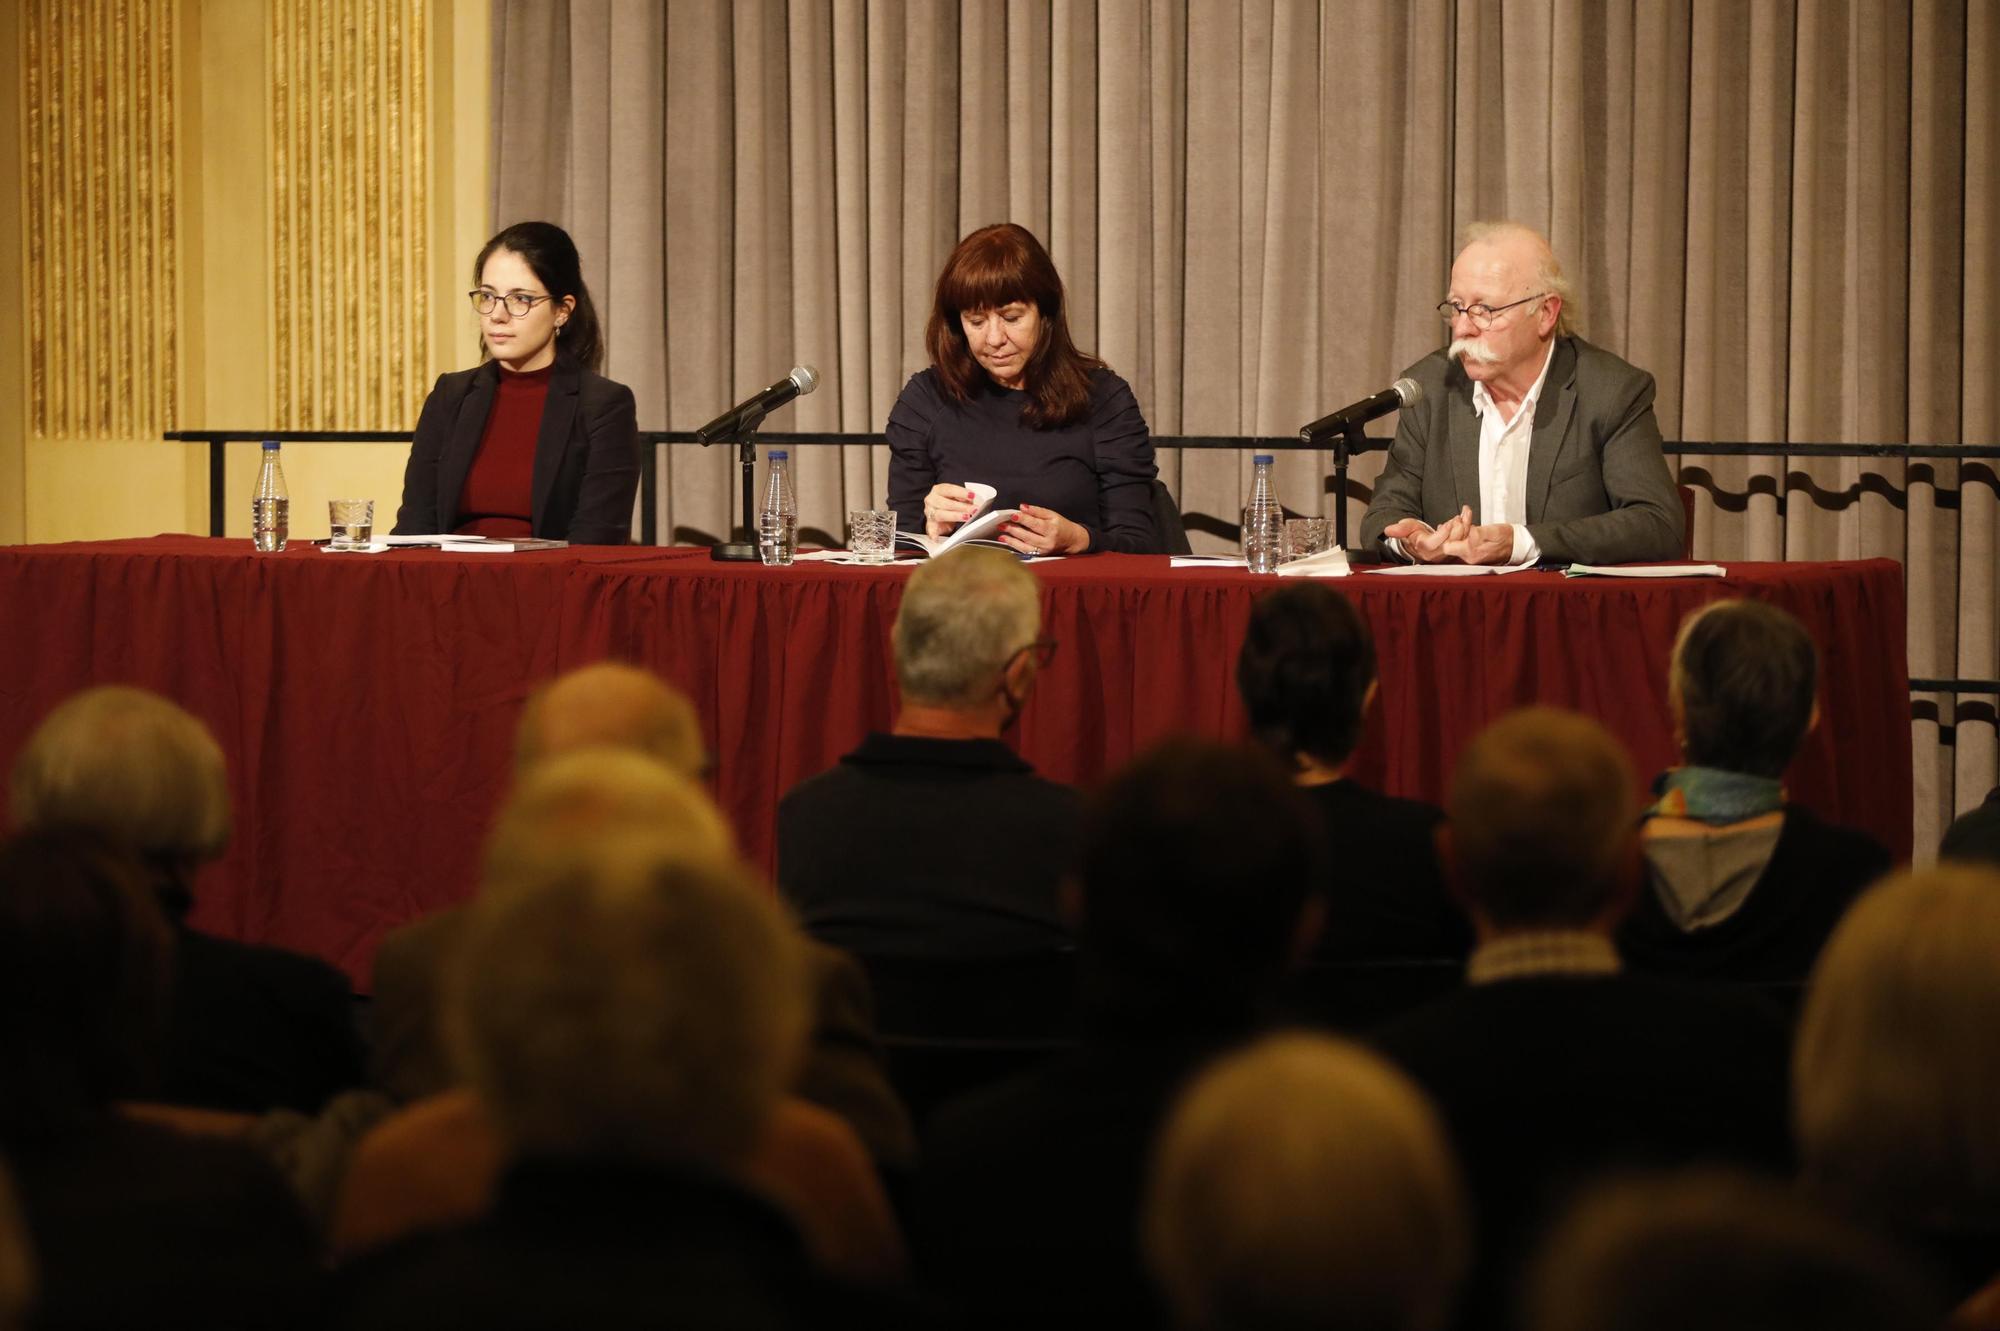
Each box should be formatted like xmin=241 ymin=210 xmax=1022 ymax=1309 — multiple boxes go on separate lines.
xmin=1645 ymin=765 xmax=1785 ymax=826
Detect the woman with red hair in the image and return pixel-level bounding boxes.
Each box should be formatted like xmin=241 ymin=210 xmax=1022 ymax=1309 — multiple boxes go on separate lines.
xmin=887 ymin=223 xmax=1159 ymax=555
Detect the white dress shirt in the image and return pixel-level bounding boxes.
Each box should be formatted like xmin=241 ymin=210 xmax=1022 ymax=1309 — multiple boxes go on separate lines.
xmin=1388 ymin=340 xmax=1556 ymax=566
xmin=1470 ymin=340 xmax=1556 ymax=566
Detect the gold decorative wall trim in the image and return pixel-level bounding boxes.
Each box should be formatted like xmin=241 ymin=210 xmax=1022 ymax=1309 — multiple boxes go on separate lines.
xmin=271 ymin=0 xmax=429 ymax=429
xmin=23 ymin=0 xmax=179 ymax=439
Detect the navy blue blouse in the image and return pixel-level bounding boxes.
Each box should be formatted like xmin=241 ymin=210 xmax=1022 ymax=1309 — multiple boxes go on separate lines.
xmin=885 ymin=367 xmax=1159 ymax=554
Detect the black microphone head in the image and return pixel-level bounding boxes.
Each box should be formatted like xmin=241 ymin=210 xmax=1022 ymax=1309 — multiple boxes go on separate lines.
xmin=1391 ymin=377 xmax=1422 ymax=409
xmin=789 ymin=366 xmax=820 ymax=396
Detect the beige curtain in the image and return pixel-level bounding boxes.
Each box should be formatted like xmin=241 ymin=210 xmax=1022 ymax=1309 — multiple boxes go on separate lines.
xmin=490 ymin=0 xmax=1998 ymax=853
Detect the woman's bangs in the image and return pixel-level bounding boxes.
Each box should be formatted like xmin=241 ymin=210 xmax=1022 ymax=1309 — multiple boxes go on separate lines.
xmin=938 ymin=243 xmax=1038 ymax=318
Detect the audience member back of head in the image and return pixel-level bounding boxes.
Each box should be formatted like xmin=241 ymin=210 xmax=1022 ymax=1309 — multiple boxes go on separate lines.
xmin=1369 ymin=706 xmax=1793 ymax=1330
xmin=339 ymin=833 xmax=909 ymax=1330
xmin=1620 ymin=599 xmax=1891 ymax=988
xmin=1236 ymin=582 xmax=1467 ymax=1024
xmin=1793 ymin=863 xmax=2000 ymax=1308
xmin=1146 ymin=1034 xmax=1470 ymax=1331
xmin=0 ymin=831 xmax=320 ymax=1330
xmin=916 ymin=737 xmax=1324 ymax=1331
xmin=1525 ymin=1169 xmax=1944 ymax=1331
xmin=10 ymin=685 xmax=363 ymax=1114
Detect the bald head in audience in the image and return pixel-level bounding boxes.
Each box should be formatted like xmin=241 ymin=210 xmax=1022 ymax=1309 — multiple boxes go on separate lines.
xmin=1446 ymin=706 xmax=1640 ymax=935
xmin=514 ymin=662 xmax=705 ymax=778
xmin=1146 ymin=1034 xmax=1468 ymax=1331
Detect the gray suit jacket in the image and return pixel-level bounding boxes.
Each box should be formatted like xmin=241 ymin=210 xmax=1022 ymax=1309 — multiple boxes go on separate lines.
xmin=1359 ymin=335 xmax=1684 ymax=564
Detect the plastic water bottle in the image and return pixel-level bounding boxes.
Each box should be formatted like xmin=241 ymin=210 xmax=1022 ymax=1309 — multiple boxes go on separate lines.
xmin=252 ymin=439 xmax=290 ymax=553
xmin=758 ymin=450 xmax=798 ymax=566
xmin=1241 ymin=453 xmax=1282 ymax=574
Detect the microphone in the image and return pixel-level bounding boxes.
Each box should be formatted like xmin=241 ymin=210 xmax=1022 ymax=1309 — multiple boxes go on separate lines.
xmin=695 ymin=365 xmax=821 ymax=443
xmin=1299 ymin=377 xmax=1422 ymax=444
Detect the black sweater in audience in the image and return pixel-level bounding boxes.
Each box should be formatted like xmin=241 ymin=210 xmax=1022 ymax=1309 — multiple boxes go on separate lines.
xmin=164 ymin=918 xmax=367 ymax=1114
xmin=776 ymin=734 xmax=1078 ymax=963
xmin=1297 ymin=780 xmax=1469 ymax=962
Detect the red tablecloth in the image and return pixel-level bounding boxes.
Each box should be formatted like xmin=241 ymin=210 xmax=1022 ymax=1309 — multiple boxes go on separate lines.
xmin=0 ymin=537 xmax=1910 ymax=983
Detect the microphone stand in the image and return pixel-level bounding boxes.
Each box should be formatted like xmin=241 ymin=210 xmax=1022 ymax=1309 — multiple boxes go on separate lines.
xmin=1334 ymin=422 xmax=1367 ymax=551
xmin=706 ymin=409 xmax=766 ymax=563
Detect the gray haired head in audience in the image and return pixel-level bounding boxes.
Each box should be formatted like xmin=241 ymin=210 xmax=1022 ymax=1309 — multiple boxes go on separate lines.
xmin=1524 ymin=1168 xmax=1942 ymax=1331
xmin=1146 ymin=1032 xmax=1468 ymax=1331
xmin=892 ymin=546 xmax=1043 ymax=711
xmin=1446 ymin=706 xmax=1639 ymax=932
xmin=445 ymin=830 xmax=809 ymax=1173
xmin=9 ymin=686 xmax=232 ymax=894
xmin=1669 ymin=598 xmax=1818 ymax=778
xmin=1794 ymin=863 xmax=2000 ymax=1239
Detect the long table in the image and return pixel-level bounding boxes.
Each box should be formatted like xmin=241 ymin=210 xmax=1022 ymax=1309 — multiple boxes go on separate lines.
xmin=0 ymin=538 xmax=1910 ymax=982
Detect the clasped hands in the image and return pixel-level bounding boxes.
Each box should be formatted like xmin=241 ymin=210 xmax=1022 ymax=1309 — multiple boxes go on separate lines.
xmin=924 ymin=483 xmax=1091 ymax=556
xmin=1381 ymin=506 xmax=1516 ymax=565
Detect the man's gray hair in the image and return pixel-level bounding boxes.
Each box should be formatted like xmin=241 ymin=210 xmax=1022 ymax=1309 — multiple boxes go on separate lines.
xmin=893 ymin=546 xmax=1042 ymax=707
xmin=9 ymin=685 xmax=232 ymax=865
xmin=446 ymin=832 xmax=810 ymax=1171
xmin=1462 ymin=220 xmax=1576 ymax=337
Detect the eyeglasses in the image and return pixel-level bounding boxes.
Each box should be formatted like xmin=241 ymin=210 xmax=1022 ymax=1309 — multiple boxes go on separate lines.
xmin=1010 ymin=638 xmax=1058 ymax=670
xmin=468 ymin=288 xmax=557 ymax=317
xmin=1436 ymin=293 xmax=1547 ymax=328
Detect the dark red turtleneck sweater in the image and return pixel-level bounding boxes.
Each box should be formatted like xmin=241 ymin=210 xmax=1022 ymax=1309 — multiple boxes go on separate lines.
xmin=455 ymin=363 xmax=551 ymax=537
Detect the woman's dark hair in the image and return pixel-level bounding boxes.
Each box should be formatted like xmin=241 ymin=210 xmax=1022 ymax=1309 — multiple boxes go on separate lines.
xmin=925 ymin=223 xmax=1102 ymax=428
xmin=473 ymin=221 xmax=604 ymax=373
xmin=0 ymin=831 xmax=171 ymax=1141
xmin=1236 ymin=583 xmax=1378 ymax=770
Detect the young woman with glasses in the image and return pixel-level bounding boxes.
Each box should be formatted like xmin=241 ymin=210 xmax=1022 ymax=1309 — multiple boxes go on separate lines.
xmin=393 ymin=222 xmax=639 ymax=544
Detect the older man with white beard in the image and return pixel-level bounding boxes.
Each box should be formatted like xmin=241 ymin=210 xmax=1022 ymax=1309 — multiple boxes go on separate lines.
xmin=1360 ymin=223 xmax=1684 ymax=566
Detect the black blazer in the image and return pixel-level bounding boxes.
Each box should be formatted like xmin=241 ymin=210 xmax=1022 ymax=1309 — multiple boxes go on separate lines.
xmin=393 ymin=358 xmax=639 ymax=544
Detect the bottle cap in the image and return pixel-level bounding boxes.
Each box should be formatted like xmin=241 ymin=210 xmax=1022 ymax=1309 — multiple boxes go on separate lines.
xmin=1253 ymin=454 xmax=1274 ymax=465
xmin=262 ymin=439 xmax=282 ymax=450
xmin=768 ymin=450 xmax=788 ymax=461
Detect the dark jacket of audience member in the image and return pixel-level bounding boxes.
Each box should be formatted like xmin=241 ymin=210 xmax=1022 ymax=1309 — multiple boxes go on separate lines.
xmin=1941 ymin=785 xmax=2000 ymax=870
xmin=917 ymin=739 xmax=1326 ymax=1331
xmin=1370 ymin=709 xmax=1793 ymax=1330
xmin=1237 ymin=583 xmax=1466 ymax=970
xmin=159 ymin=881 xmax=367 ymax=1115
xmin=1619 ymin=804 xmax=1889 ymax=988
xmin=0 ymin=832 xmax=321 ymax=1330
xmin=1621 ymin=600 xmax=1888 ymax=989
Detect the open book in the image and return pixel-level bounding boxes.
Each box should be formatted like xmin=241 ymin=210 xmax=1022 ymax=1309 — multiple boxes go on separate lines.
xmin=894 ymin=482 xmax=1022 ymax=558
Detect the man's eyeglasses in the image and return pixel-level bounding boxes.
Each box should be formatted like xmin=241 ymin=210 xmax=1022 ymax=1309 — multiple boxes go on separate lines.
xmin=468 ymin=288 xmax=557 ymax=317
xmin=1436 ymin=293 xmax=1547 ymax=329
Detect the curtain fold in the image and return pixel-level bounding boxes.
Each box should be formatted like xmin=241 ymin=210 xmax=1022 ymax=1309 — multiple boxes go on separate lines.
xmin=489 ymin=0 xmax=1997 ymax=851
